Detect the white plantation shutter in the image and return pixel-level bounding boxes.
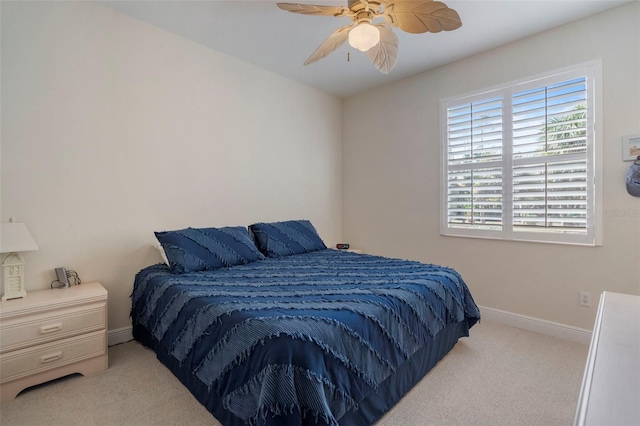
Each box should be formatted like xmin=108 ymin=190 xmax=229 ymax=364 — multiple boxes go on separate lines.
xmin=446 ymin=98 xmax=503 ymax=229
xmin=512 ymin=77 xmax=588 ymax=235
xmin=441 ymin=63 xmax=601 ymax=245
xmin=512 ymin=161 xmax=588 ymax=230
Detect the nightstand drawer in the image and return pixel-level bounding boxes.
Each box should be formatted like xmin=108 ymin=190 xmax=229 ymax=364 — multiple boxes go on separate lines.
xmin=0 ymin=302 xmax=106 ymax=353
xmin=0 ymin=329 xmax=106 ymax=383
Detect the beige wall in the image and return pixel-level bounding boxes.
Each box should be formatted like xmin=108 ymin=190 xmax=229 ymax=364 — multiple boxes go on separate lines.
xmin=343 ymin=2 xmax=640 ymax=330
xmin=2 ymin=1 xmax=638 ymax=335
xmin=1 ymin=2 xmax=343 ymax=330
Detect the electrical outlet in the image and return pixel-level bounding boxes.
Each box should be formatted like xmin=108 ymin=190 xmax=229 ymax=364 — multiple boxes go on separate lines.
xmin=580 ymin=291 xmax=591 ymax=307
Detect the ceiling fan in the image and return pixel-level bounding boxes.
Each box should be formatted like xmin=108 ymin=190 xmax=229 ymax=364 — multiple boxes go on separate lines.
xmin=277 ymin=0 xmax=462 ymax=74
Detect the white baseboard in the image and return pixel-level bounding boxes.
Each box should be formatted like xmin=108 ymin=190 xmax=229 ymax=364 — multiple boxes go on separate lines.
xmin=479 ymin=305 xmax=592 ymax=345
xmin=108 ymin=326 xmax=133 ymax=346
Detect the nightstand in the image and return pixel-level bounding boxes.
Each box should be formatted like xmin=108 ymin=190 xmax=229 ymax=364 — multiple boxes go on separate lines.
xmin=0 ymin=282 xmax=108 ymax=400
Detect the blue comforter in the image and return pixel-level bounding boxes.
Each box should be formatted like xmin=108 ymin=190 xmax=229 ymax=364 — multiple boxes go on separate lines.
xmin=131 ymin=249 xmax=480 ymax=426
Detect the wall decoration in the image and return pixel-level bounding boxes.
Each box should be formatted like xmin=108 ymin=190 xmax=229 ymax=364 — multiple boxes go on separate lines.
xmin=627 ymin=157 xmax=640 ymax=197
xmin=622 ymin=134 xmax=640 ymax=161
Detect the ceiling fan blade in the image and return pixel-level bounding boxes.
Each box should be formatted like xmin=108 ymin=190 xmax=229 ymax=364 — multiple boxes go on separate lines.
xmin=277 ymin=3 xmax=349 ymax=17
xmin=304 ymin=24 xmax=354 ymax=66
xmin=365 ymin=23 xmax=399 ymax=74
xmin=384 ymin=1 xmax=462 ymax=34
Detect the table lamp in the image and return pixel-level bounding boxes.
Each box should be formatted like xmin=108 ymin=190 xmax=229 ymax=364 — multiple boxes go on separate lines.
xmin=1 ymin=221 xmax=39 ymax=300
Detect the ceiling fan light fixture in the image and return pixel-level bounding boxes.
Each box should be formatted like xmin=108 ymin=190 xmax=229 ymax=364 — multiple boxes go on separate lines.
xmin=348 ymin=22 xmax=380 ymax=52
xmin=277 ymin=0 xmax=461 ymax=73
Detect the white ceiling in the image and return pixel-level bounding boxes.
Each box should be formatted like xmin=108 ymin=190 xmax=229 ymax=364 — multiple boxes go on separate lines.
xmin=96 ymin=0 xmax=631 ymax=98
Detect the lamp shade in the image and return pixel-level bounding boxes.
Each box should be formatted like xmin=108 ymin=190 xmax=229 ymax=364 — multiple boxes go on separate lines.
xmin=348 ymin=23 xmax=380 ymax=52
xmin=1 ymin=222 xmax=39 ymax=253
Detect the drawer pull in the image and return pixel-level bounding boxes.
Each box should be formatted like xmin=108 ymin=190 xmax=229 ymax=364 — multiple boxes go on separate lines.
xmin=40 ymin=323 xmax=63 ymax=334
xmin=40 ymin=351 xmax=63 ymax=364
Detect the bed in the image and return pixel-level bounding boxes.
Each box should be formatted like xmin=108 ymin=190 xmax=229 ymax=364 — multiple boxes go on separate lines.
xmin=131 ymin=222 xmax=480 ymax=426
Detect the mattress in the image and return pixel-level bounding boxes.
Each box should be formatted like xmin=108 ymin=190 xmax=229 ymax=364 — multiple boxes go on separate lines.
xmin=131 ymin=249 xmax=480 ymax=425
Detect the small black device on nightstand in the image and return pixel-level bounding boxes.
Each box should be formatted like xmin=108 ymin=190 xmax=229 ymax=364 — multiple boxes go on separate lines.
xmin=336 ymin=243 xmax=350 ymax=250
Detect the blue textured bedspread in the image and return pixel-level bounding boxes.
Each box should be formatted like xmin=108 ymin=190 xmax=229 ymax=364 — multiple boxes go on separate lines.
xmin=131 ymin=249 xmax=480 ymax=426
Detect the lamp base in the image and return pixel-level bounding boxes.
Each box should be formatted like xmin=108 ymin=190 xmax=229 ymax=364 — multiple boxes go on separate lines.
xmin=1 ymin=289 xmax=27 ymax=301
xmin=2 ymin=252 xmax=28 ymax=301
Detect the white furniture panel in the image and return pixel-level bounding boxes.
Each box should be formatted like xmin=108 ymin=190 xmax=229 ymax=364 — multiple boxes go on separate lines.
xmin=574 ymin=291 xmax=640 ymax=425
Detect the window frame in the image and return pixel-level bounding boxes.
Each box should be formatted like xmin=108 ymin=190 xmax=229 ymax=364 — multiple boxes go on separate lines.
xmin=439 ymin=61 xmax=603 ymax=246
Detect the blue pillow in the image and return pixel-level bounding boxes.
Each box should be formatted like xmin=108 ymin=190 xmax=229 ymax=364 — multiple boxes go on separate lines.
xmin=249 ymin=220 xmax=326 ymax=258
xmin=155 ymin=226 xmax=265 ymax=274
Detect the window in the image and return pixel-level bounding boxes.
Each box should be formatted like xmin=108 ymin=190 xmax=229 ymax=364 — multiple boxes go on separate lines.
xmin=440 ymin=62 xmax=602 ymax=245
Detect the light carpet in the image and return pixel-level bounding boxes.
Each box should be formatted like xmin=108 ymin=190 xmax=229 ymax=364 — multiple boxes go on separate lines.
xmin=0 ymin=321 xmax=588 ymax=426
